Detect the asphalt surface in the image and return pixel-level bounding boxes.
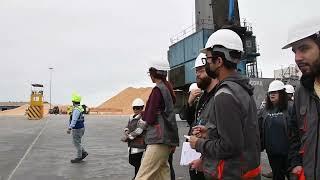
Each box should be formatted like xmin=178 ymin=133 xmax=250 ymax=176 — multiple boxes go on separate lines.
xmin=0 ymin=115 xmax=270 ymax=180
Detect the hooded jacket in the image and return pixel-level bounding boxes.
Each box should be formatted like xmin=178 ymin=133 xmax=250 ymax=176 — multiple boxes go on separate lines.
xmin=288 ymin=75 xmax=320 ymax=179
xmin=195 ymin=73 xmax=261 ymax=179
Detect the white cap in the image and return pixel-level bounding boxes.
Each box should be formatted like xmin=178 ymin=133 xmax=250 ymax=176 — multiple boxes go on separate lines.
xmin=188 ymin=83 xmax=199 ymax=92
xmin=284 ymin=84 xmax=295 ymax=94
xmin=132 ymin=98 xmax=144 ymax=107
xmin=268 ymin=80 xmax=285 ymax=92
xmin=193 ymin=53 xmax=206 ymax=69
xmin=282 ymin=17 xmax=320 ymax=49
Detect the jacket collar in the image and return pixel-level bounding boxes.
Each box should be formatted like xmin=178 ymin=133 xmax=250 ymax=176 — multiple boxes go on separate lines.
xmin=300 ymin=74 xmax=315 ymax=92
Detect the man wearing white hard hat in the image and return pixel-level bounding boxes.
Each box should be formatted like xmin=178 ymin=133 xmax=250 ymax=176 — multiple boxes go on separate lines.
xmin=284 ymin=84 xmax=295 ymax=101
xmin=189 ymin=29 xmax=261 ymax=179
xmin=283 ymin=17 xmax=320 ymax=179
xmin=179 ymin=53 xmax=219 ymax=180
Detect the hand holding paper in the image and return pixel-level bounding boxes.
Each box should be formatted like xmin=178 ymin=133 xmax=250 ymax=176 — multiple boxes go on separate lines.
xmin=180 ymin=142 xmax=201 ymax=166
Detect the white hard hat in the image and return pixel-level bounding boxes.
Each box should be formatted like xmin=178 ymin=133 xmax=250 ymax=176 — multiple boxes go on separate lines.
xmin=201 ymin=29 xmax=244 ymax=53
xmin=193 ymin=53 xmax=206 ymax=69
xmin=282 ymin=17 xmax=320 ymax=49
xmin=284 ymin=84 xmax=295 ymax=94
xmin=188 ymin=83 xmax=199 ymax=92
xmin=132 ymin=98 xmax=144 ymax=107
xmin=268 ymin=80 xmax=285 ymax=92
xmin=149 ymin=60 xmax=170 ymax=71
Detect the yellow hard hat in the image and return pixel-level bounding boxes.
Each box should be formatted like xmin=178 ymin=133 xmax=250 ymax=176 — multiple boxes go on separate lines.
xmin=71 ymin=92 xmax=81 ymax=103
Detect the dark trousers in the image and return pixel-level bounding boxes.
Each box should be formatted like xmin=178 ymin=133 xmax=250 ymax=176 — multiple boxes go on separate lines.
xmin=168 ymin=152 xmax=175 ymax=180
xmin=129 ymin=151 xmax=143 ymax=178
xmin=189 ymin=168 xmax=205 ymax=180
xmin=267 ymin=154 xmax=289 ymax=180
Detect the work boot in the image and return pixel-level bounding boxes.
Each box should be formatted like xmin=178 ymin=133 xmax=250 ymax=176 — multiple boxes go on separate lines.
xmin=81 ymin=151 xmax=88 ymax=160
xmin=70 ymin=158 xmax=82 ymax=163
xmin=262 ymin=171 xmax=273 ymax=178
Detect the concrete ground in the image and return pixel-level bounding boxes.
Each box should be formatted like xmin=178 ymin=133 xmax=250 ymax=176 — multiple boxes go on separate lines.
xmin=0 ymin=115 xmax=270 ymax=180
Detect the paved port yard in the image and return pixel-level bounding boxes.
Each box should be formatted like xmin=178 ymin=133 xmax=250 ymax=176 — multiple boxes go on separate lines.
xmin=0 ymin=115 xmax=270 ymax=180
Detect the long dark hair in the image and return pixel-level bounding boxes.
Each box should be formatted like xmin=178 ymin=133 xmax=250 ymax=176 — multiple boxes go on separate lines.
xmin=149 ymin=67 xmax=176 ymax=104
xmin=265 ymin=89 xmax=288 ymax=111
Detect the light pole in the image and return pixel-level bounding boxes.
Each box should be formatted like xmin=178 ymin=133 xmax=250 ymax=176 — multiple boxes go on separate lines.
xmin=49 ymin=67 xmax=53 ymax=110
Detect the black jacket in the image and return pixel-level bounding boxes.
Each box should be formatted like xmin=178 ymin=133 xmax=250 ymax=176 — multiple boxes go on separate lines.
xmin=179 ymin=89 xmax=216 ymax=135
xmin=258 ymin=106 xmax=292 ymax=155
xmin=288 ymin=75 xmax=320 ymax=179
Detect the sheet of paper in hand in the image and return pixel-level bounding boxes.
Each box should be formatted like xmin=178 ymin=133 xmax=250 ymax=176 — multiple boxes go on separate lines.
xmin=180 ymin=142 xmax=201 ymax=166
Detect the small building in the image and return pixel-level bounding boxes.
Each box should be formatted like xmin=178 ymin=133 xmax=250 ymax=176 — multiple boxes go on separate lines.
xmin=274 ymin=64 xmax=302 ymax=79
xmin=0 ymin=102 xmax=28 ymax=111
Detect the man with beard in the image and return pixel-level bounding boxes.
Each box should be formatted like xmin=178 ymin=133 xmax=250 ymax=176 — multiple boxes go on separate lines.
xmin=180 ymin=52 xmax=218 ymax=180
xmin=282 ymin=18 xmax=320 ymax=179
xmin=189 ymin=29 xmax=261 ymax=179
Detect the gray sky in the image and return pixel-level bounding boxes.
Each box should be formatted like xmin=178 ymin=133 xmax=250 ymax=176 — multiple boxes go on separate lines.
xmin=0 ymin=0 xmax=319 ymax=106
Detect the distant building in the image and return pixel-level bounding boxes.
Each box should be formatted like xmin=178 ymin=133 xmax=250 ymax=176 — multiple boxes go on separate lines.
xmin=274 ymin=64 xmax=302 ymax=79
xmin=0 ymin=102 xmax=28 ymax=111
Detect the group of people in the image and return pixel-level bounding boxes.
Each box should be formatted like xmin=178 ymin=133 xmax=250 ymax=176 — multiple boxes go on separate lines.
xmin=67 ymin=17 xmax=320 ymax=180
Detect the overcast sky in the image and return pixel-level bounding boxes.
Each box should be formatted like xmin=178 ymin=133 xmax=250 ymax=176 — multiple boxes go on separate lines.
xmin=0 ymin=0 xmax=319 ymax=106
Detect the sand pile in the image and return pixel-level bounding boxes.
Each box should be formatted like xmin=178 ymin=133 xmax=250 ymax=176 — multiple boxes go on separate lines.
xmin=58 ymin=105 xmax=69 ymax=114
xmin=95 ymin=87 xmax=152 ymax=115
xmin=0 ymin=104 xmax=50 ymax=116
xmin=0 ymin=87 xmax=152 ymax=116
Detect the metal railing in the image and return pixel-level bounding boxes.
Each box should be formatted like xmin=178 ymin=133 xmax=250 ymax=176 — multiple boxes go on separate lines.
xmin=170 ymin=19 xmax=214 ymax=45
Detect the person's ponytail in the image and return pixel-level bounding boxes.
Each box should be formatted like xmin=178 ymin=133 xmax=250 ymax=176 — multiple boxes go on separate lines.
xmin=149 ymin=67 xmax=176 ymax=104
xmin=163 ymin=79 xmax=176 ymax=104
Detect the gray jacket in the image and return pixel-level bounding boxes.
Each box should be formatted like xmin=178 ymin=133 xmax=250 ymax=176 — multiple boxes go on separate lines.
xmin=126 ymin=114 xmax=147 ymax=149
xmin=195 ymin=74 xmax=261 ymax=179
xmin=288 ymin=75 xmax=320 ymax=179
xmin=144 ymin=82 xmax=179 ymax=146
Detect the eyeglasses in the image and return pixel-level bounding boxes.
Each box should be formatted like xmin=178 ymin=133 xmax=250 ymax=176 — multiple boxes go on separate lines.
xmin=195 ymin=68 xmax=206 ymax=74
xmin=133 ymin=106 xmax=143 ymax=110
xmin=201 ymin=57 xmax=214 ymax=64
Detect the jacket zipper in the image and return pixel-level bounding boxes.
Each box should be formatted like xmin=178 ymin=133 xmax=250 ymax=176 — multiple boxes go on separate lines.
xmin=314 ymin=112 xmax=320 ymax=178
xmin=315 ymin=111 xmax=319 ymax=178
xmin=313 ymin=96 xmax=320 ymax=178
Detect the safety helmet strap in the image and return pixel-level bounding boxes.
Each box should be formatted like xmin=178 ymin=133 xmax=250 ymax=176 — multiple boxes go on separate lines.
xmin=212 ymin=46 xmax=241 ymax=64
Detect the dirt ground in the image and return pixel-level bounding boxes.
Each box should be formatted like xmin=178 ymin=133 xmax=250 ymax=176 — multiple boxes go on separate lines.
xmin=0 ymin=115 xmax=270 ymax=180
xmin=0 ymin=104 xmax=50 ymax=116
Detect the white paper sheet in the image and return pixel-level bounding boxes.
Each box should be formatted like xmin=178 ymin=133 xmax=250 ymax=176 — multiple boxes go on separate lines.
xmin=179 ymin=142 xmax=202 ymax=166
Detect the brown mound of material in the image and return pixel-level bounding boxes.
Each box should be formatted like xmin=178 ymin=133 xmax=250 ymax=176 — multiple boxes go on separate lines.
xmin=96 ymin=87 xmax=152 ymax=115
xmin=0 ymin=104 xmax=50 ymax=116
